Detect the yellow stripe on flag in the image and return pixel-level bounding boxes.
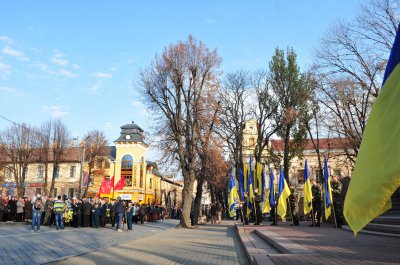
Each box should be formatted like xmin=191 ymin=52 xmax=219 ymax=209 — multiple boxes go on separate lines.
xmin=303 ymin=178 xmax=313 ymax=215
xmin=277 ymin=178 xmax=291 ymax=218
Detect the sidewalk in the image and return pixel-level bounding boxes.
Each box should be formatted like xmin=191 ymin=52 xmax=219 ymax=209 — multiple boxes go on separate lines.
xmin=50 ymin=221 xmax=249 ymax=265
xmin=237 ymin=221 xmax=400 ymax=265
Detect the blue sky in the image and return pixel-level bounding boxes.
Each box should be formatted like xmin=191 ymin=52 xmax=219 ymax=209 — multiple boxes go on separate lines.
xmin=0 ymin=1 xmax=362 ymax=161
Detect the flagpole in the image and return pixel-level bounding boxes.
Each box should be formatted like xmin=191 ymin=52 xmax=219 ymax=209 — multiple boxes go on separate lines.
xmin=331 ymin=195 xmax=338 ymax=228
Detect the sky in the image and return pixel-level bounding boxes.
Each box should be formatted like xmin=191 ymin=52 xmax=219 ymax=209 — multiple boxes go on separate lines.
xmin=0 ymin=0 xmax=363 ymax=161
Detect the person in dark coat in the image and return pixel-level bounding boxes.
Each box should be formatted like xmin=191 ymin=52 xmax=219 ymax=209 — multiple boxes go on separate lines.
xmin=115 ymin=197 xmax=125 ymax=232
xmin=91 ymin=203 xmax=100 ymax=228
xmin=24 ymin=197 xmax=32 ymax=222
xmin=99 ymin=199 xmax=107 ymax=228
xmin=82 ymin=197 xmax=92 ymax=227
xmin=72 ymin=197 xmax=82 ymax=228
xmin=126 ymin=201 xmax=134 ymax=230
xmin=8 ymin=196 xmax=17 ymax=222
xmin=110 ymin=199 xmax=116 ymax=227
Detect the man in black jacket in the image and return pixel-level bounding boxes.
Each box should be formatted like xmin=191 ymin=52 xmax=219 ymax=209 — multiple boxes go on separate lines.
xmin=115 ymin=197 xmax=125 ymax=232
xmin=82 ymin=197 xmax=92 ymax=227
xmin=72 ymin=197 xmax=82 ymax=228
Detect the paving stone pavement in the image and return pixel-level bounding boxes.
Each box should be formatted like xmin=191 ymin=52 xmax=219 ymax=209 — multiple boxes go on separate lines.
xmin=49 ymin=221 xmax=249 ymax=265
xmin=257 ymin=221 xmax=400 ymax=265
xmin=0 ymin=220 xmax=178 ymax=265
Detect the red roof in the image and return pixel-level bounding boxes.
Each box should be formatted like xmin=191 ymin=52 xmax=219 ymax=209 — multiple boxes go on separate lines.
xmin=0 ymin=147 xmax=81 ymax=163
xmin=270 ymin=138 xmax=347 ymax=151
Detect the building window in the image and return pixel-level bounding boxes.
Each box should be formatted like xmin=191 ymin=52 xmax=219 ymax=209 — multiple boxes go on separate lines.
xmin=105 ymin=161 xmax=110 ymax=169
xmin=297 ymin=169 xmax=305 ymax=184
xmin=70 ymin=166 xmax=76 ymax=178
xmin=249 ymin=138 xmax=255 ymax=146
xmin=38 ymin=165 xmax=44 ymax=179
xmin=36 ymin=188 xmax=42 ymax=194
xmin=121 ymin=154 xmax=133 ymax=187
xmin=149 ymin=178 xmax=152 ymax=189
xmin=96 ymin=160 xmax=103 ymax=169
xmin=55 ymin=166 xmax=60 ymax=179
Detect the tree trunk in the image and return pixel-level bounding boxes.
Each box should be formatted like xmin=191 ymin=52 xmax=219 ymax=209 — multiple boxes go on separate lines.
xmin=179 ymin=170 xmax=195 ymax=228
xmin=44 ymin=162 xmax=49 ymax=196
xmin=50 ymin=162 xmax=58 ymax=197
xmin=193 ymin=176 xmax=205 ymax=225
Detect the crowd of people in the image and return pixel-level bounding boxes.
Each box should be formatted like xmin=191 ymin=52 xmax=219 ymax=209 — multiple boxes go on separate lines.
xmin=0 ymin=194 xmax=183 ymax=232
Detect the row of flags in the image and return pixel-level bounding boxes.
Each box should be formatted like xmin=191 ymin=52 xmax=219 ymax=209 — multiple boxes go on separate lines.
xmin=229 ymin=156 xmax=336 ymax=220
xmin=97 ymin=175 xmax=125 ymax=197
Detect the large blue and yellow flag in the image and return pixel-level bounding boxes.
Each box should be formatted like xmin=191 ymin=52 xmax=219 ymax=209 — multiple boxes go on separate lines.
xmin=323 ymin=157 xmax=333 ymax=219
xmin=262 ymin=189 xmax=270 ymax=213
xmin=344 ymin=27 xmax=400 ymax=235
xmin=256 ymin=162 xmax=262 ymax=191
xmin=261 ymin=166 xmax=266 ymax=202
xmin=303 ymin=160 xmax=313 ymax=215
xmin=239 ymin=169 xmax=245 ymax=201
xmin=269 ymin=169 xmax=275 ymax=209
xmin=277 ymin=167 xmax=291 ymax=218
xmin=247 ymin=157 xmax=254 ymax=217
xmin=243 ymin=163 xmax=249 ymax=193
xmin=228 ymin=175 xmax=239 ymax=218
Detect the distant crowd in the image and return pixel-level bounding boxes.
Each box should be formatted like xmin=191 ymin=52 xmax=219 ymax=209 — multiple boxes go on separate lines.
xmin=0 ymin=194 xmax=182 ymax=232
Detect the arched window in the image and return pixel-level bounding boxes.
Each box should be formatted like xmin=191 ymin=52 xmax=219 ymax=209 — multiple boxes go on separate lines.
xmin=121 ymin=154 xmax=133 ymax=187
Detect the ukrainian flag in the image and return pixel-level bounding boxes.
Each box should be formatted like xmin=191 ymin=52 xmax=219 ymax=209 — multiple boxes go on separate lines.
xmin=239 ymin=169 xmax=245 ymax=200
xmin=323 ymin=157 xmax=333 ymax=219
xmin=262 ymin=188 xmax=270 ymax=213
xmin=243 ymin=163 xmax=249 ymax=193
xmin=228 ymin=175 xmax=238 ymax=218
xmin=277 ymin=167 xmax=291 ymax=218
xmin=344 ymin=26 xmax=400 ymax=235
xmin=247 ymin=157 xmax=254 ymax=218
xmin=303 ymin=160 xmax=313 ymax=215
xmin=269 ymin=169 xmax=275 ymax=209
xmin=256 ymin=162 xmax=262 ymax=191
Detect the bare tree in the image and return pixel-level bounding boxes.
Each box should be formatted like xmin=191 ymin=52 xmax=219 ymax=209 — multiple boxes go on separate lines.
xmin=49 ymin=120 xmax=70 ymax=197
xmin=217 ymin=71 xmax=250 ymax=185
xmin=139 ymin=35 xmax=222 ymax=228
xmin=37 ymin=120 xmax=52 ymax=195
xmin=0 ymin=123 xmax=37 ymax=197
xmin=82 ymin=130 xmax=109 ymax=197
xmin=314 ymin=0 xmax=399 ymax=167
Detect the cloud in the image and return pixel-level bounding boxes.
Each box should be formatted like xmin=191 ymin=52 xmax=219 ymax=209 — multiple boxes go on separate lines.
xmin=2 ymin=46 xmax=29 ymax=61
xmin=109 ymin=67 xmax=118 ymax=72
xmin=72 ymin=64 xmax=80 ymax=69
xmin=51 ymin=50 xmax=69 ymax=66
xmin=32 ymin=61 xmax=48 ymax=72
xmin=57 ymin=69 xmax=77 ymax=78
xmin=89 ymin=83 xmax=100 ymax=94
xmin=41 ymin=105 xmax=67 ymax=118
xmin=0 ymin=61 xmax=12 ymax=75
xmin=92 ymin=72 xmax=112 ymax=78
xmin=131 ymin=100 xmax=143 ymax=107
xmin=0 ymin=86 xmax=22 ymax=96
xmin=0 ymin=36 xmax=13 ymax=45
xmin=205 ymin=18 xmax=216 ymax=23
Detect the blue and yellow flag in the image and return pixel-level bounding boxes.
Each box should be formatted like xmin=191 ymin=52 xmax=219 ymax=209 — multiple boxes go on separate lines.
xmin=247 ymin=157 xmax=254 ymax=217
xmin=277 ymin=167 xmax=291 ymax=218
xmin=256 ymin=162 xmax=262 ymax=191
xmin=228 ymin=175 xmax=239 ymax=218
xmin=323 ymin=157 xmax=333 ymax=219
xmin=261 ymin=166 xmax=266 ymax=202
xmin=239 ymin=169 xmax=245 ymax=201
xmin=269 ymin=169 xmax=275 ymax=208
xmin=303 ymin=160 xmax=313 ymax=215
xmin=243 ymin=163 xmax=249 ymax=193
xmin=262 ymin=189 xmax=270 ymax=213
xmin=344 ymin=26 xmax=400 ymax=235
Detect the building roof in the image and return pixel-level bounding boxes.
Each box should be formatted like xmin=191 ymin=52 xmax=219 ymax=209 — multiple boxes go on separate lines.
xmin=0 ymin=146 xmax=81 ymax=163
xmin=113 ymin=122 xmax=146 ymax=144
xmin=270 ymin=138 xmax=347 ymax=152
xmin=120 ymin=123 xmax=144 ymax=131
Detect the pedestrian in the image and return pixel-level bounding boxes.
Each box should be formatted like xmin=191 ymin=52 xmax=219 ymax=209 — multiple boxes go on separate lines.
xmin=99 ymin=199 xmax=107 ymax=228
xmin=82 ymin=197 xmax=91 ymax=228
xmin=91 ymin=202 xmax=100 ymax=228
xmin=8 ymin=196 xmax=16 ymax=222
xmin=217 ymin=203 xmax=222 ymax=224
xmin=31 ymin=194 xmax=43 ymax=232
xmin=72 ymin=197 xmax=82 ymax=228
xmin=0 ymin=196 xmax=5 ymax=223
xmin=242 ymin=192 xmax=249 ymax=225
xmin=53 ymin=195 xmax=65 ymax=230
xmin=133 ymin=202 xmax=139 ymax=224
xmin=289 ymin=185 xmax=300 ymax=226
xmin=310 ymin=178 xmax=321 ymax=227
xmin=115 ymin=197 xmax=125 ymax=232
xmin=43 ymin=196 xmax=54 ymax=226
xmin=253 ymin=188 xmax=262 ymax=225
xmin=110 ymin=199 xmax=116 ymax=227
xmin=126 ymin=201 xmax=134 ymax=230
xmin=210 ymin=203 xmax=217 ymax=224
xmin=16 ymin=197 xmax=24 ymax=222
xmin=331 ymin=175 xmax=343 ymax=228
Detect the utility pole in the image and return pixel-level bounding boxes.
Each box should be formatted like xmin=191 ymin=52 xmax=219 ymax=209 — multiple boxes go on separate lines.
xmin=78 ymin=139 xmax=85 ymax=197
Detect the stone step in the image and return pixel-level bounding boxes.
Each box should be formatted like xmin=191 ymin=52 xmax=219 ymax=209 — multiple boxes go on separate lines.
xmin=342 ymin=225 xmax=400 ymax=239
xmin=372 ymin=215 xmax=400 ymax=225
xmin=364 ymin=223 xmax=400 ymax=234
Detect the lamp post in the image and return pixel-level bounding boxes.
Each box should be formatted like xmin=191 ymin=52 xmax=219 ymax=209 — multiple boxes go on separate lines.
xmin=74 ymin=137 xmax=85 ymax=198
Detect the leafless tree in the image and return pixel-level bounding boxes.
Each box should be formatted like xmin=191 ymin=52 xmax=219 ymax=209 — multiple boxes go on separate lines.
xmin=82 ymin=130 xmax=109 ymax=197
xmin=139 ymin=35 xmax=222 ymax=228
xmin=314 ymin=0 xmax=399 ymax=167
xmin=49 ymin=120 xmax=70 ymax=197
xmin=0 ymin=123 xmax=37 ymax=197
xmin=217 ymin=71 xmax=250 ymax=185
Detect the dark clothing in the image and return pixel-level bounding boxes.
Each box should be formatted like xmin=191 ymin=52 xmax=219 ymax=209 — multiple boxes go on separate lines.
xmin=254 ymin=193 xmax=262 ymax=225
xmin=331 ymin=180 xmax=343 ymax=228
xmin=242 ymin=198 xmax=249 ymax=225
xmin=25 ymin=201 xmax=32 ymax=220
xmin=100 ymin=204 xmax=107 ymax=227
xmin=91 ymin=206 xmax=100 ymax=228
xmin=127 ymin=206 xmax=134 ymax=230
xmin=72 ymin=202 xmax=82 ymax=228
xmin=82 ymin=201 xmax=92 ymax=227
xmin=8 ymin=199 xmax=16 ymax=221
xmin=311 ymin=184 xmax=322 ymax=226
xmin=289 ymin=187 xmax=300 ymax=226
xmin=110 ymin=203 xmax=116 ymax=227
